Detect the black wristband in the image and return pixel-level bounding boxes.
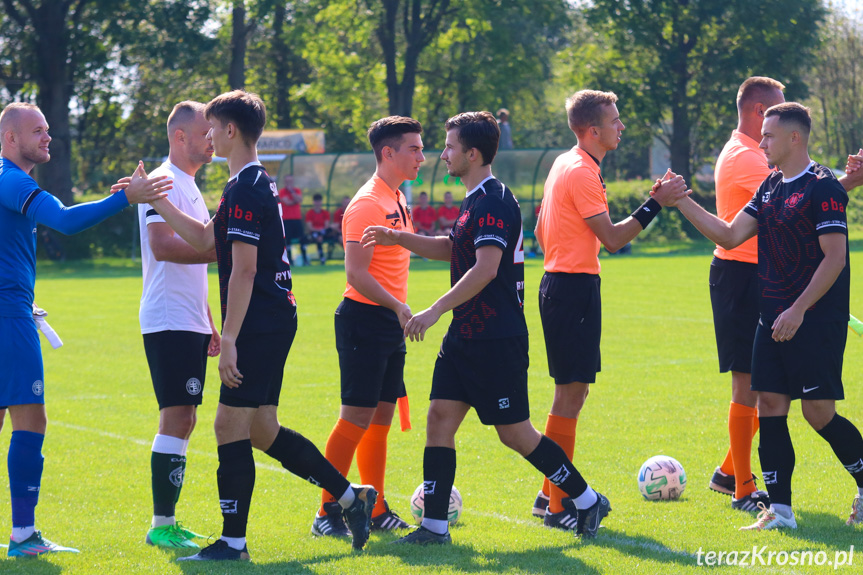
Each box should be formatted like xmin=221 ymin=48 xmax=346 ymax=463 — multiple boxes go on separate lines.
xmin=631 ymin=197 xmax=662 ymax=229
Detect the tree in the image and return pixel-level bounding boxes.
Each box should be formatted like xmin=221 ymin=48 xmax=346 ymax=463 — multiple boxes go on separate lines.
xmin=585 ymin=0 xmax=825 ymax=188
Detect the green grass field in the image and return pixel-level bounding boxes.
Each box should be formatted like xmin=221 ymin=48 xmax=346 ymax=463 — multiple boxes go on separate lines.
xmin=2 ymin=251 xmax=863 ymax=574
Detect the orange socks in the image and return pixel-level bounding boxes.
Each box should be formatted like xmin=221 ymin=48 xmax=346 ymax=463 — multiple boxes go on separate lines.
xmin=719 ymin=402 xmax=759 ymax=498
xmin=320 ymin=418 xmax=366 ymax=514
xmin=541 ymin=413 xmax=577 ymax=514
xmin=356 ymin=423 xmax=391 ymax=517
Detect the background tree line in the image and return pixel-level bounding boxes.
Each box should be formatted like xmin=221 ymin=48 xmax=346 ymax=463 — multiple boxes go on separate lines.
xmin=0 ymin=0 xmax=857 ymax=209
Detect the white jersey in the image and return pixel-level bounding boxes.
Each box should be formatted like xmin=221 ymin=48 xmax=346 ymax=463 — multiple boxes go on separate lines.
xmin=138 ymin=161 xmax=211 ymax=335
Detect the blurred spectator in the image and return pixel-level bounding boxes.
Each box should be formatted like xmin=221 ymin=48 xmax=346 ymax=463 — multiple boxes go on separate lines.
xmin=437 ymin=191 xmax=459 ymax=236
xmin=497 ymin=108 xmax=513 ymax=150
xmin=278 ymin=174 xmax=306 ymax=264
xmin=304 ymin=193 xmax=335 ymax=264
xmin=412 ymin=191 xmax=437 ymax=236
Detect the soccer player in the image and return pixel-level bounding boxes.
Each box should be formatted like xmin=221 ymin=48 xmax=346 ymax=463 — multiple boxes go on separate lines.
xmin=304 ymin=192 xmax=333 ymax=264
xmin=436 ymin=190 xmax=459 ymax=236
xmin=412 ymin=191 xmax=436 ymax=236
xmin=531 ymin=90 xmax=685 ymax=529
xmin=278 ymin=174 xmax=305 ymax=264
xmin=145 ymin=90 xmax=376 ymax=561
xmin=364 ymin=111 xmax=613 ymax=543
xmin=705 ymin=77 xmax=784 ymax=511
xmin=664 ymin=102 xmax=863 ymax=530
xmin=0 ymin=102 xmax=171 ymax=557
xmin=313 ymin=116 xmax=422 ymax=538
xmin=139 ymin=101 xmax=221 ymax=549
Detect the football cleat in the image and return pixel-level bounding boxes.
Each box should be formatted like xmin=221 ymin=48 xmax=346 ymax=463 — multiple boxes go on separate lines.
xmin=343 ymin=484 xmax=377 ymax=550
xmin=732 ymin=490 xmax=771 ymax=513
xmin=8 ymin=531 xmax=79 ymax=557
xmin=575 ymin=492 xmax=611 ymax=539
xmin=392 ymin=526 xmax=451 ymax=545
xmin=544 ymin=498 xmax=579 ymax=531
xmin=532 ymin=490 xmax=550 ymax=518
xmin=177 ymin=539 xmax=250 ymax=561
xmin=145 ymin=524 xmax=200 ymax=549
xmin=846 ymin=494 xmax=863 ymax=526
xmin=709 ymin=466 xmax=758 ymax=496
xmin=739 ymin=503 xmax=797 ymax=531
xmin=371 ymin=500 xmax=411 ymax=531
xmin=311 ymin=502 xmax=351 ymax=538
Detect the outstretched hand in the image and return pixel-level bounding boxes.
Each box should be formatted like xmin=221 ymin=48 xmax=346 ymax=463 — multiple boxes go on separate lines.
xmin=362 ymin=225 xmax=400 ymax=248
xmin=650 ymin=169 xmax=691 ymax=207
xmin=120 ymin=161 xmax=172 ymax=204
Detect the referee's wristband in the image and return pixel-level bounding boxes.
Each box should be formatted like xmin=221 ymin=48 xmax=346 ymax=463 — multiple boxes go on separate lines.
xmin=631 ymin=197 xmax=661 ymax=229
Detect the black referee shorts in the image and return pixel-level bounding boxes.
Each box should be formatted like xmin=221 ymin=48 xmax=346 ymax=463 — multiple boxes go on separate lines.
xmin=430 ymin=332 xmax=530 ymax=426
xmin=143 ymin=330 xmax=209 ymax=409
xmin=751 ymin=319 xmax=846 ymax=401
xmin=219 ymin=322 xmax=297 ymax=408
xmin=709 ymin=257 xmax=759 ymax=374
xmin=538 ymin=272 xmax=601 ymax=385
xmin=335 ymin=298 xmax=406 ymax=408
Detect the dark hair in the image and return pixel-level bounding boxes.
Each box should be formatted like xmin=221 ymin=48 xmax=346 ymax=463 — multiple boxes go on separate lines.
xmin=764 ymin=102 xmax=811 ymax=136
xmin=313 ymin=193 xmax=323 ymax=201
xmin=565 ymin=90 xmax=618 ymax=136
xmin=204 ymin=90 xmax=266 ymax=146
xmin=737 ymin=76 xmax=785 ymax=111
xmin=367 ymin=116 xmax=423 ymax=162
xmin=444 ymin=111 xmax=500 ymax=166
xmin=167 ymin=101 xmax=206 ymax=136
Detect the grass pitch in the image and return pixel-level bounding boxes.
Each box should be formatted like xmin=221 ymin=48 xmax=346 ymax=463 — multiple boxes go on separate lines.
xmin=1 ymin=249 xmax=862 ymax=574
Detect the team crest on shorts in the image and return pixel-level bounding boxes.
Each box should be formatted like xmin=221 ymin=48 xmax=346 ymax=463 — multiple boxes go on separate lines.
xmin=32 ymin=380 xmax=43 ymax=396
xmin=498 ymin=398 xmax=510 ymax=409
xmin=169 ymin=466 xmax=185 ymax=488
xmin=186 ymin=377 xmax=202 ymax=395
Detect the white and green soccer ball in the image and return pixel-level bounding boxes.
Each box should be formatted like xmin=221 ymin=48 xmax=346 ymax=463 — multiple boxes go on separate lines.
xmin=410 ymin=483 xmax=462 ymax=525
xmin=638 ymin=455 xmax=687 ymax=500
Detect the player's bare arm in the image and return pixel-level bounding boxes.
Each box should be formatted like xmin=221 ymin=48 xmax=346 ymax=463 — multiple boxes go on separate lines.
xmin=361 ymin=225 xmax=453 ymax=261
xmin=674 ymin=196 xmax=758 ymax=250
xmin=404 ymin=245 xmax=501 ymax=342
xmin=148 ymin=222 xmax=217 ymax=264
xmin=840 ymin=148 xmax=863 ymax=191
xmin=148 ymin=196 xmax=216 ymax=253
xmin=771 ymin=232 xmax=846 ymax=343
xmin=344 ymin=241 xmax=412 ymax=328
xmin=219 ymin=241 xmax=257 ymax=388
xmin=207 ymin=305 xmax=221 ymax=357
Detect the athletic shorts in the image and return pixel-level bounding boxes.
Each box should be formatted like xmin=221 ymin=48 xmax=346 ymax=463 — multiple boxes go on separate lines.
xmin=219 ymin=324 xmax=297 ymax=408
xmin=283 ymin=219 xmax=303 ymax=242
xmin=538 ymin=272 xmax=601 ymax=385
xmin=0 ymin=316 xmax=45 ymax=407
xmin=751 ymin=319 xmax=846 ymax=400
xmin=709 ymin=257 xmax=759 ymax=373
xmin=143 ymin=330 xmax=210 ymax=409
xmin=335 ymin=298 xmax=406 ymax=408
xmin=430 ymin=332 xmax=530 ymax=426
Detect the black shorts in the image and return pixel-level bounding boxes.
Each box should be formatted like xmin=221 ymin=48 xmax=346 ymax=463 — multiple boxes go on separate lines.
xmin=538 ymin=272 xmax=601 ymax=385
xmin=751 ymin=319 xmax=846 ymax=400
xmin=335 ymin=298 xmax=406 ymax=408
xmin=430 ymin=332 xmax=530 ymax=426
xmin=143 ymin=331 xmax=209 ymax=409
xmin=283 ymin=219 xmax=303 ymax=242
xmin=219 ymin=324 xmax=297 ymax=408
xmin=709 ymin=257 xmax=759 ymax=373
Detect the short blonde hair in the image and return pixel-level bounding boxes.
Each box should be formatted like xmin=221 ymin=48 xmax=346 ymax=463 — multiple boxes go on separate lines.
xmin=565 ymin=90 xmax=618 ymax=136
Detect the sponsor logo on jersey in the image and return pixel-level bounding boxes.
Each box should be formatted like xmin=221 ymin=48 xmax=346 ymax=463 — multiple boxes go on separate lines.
xmin=478 ymin=213 xmax=505 ymax=229
xmin=186 ymin=377 xmax=202 ymax=395
xmin=232 ymin=205 xmax=255 ymax=221
xmin=385 ymin=211 xmax=401 ymax=228
xmin=821 ymin=197 xmax=845 ymax=213
xmin=220 ymin=500 xmax=238 ymax=514
xmin=548 ymin=464 xmax=571 ymax=486
xmin=169 ymin=466 xmax=185 ymax=488
xmin=785 ymin=192 xmax=804 ymax=207
xmin=32 ymin=380 xmax=43 ymax=396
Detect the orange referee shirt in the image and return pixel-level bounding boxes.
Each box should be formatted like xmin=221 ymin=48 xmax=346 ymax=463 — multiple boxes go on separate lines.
xmin=342 ymin=175 xmax=413 ymax=305
xmin=537 ymin=146 xmax=608 ymax=275
xmin=713 ymin=130 xmax=770 ymax=264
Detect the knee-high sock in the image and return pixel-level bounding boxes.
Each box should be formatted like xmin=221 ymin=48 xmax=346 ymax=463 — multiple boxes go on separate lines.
xmin=720 ymin=404 xmax=760 ymax=477
xmin=318 ymin=419 xmax=365 ymax=513
xmin=422 ymin=447 xmax=456 ymax=524
xmin=356 ymin=423 xmax=390 ymax=517
xmin=729 ymin=402 xmax=758 ymax=498
xmin=540 ymin=414 xmax=577 ymax=514
xmin=217 ymin=440 xmax=255 ymax=539
xmin=817 ymin=413 xmax=863 ymax=487
xmin=264 ymin=426 xmax=352 ymax=510
xmin=151 ymin=434 xmax=186 ymax=521
xmin=758 ymin=416 xmax=795 ymax=506
xmin=9 ymin=430 xmax=44 ymax=529
xmin=525 ymin=435 xmax=589 ymax=505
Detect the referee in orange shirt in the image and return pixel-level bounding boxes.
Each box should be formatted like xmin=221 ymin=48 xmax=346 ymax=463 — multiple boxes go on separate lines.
xmin=706 ymin=77 xmax=784 ymax=510
xmin=312 ymin=116 xmax=423 ymax=537
xmin=532 ymin=90 xmax=685 ymax=529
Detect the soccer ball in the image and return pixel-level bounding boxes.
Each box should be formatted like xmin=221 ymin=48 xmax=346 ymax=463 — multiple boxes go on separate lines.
xmin=410 ymin=483 xmax=462 ymax=525
xmin=638 ymin=455 xmax=687 ymax=500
